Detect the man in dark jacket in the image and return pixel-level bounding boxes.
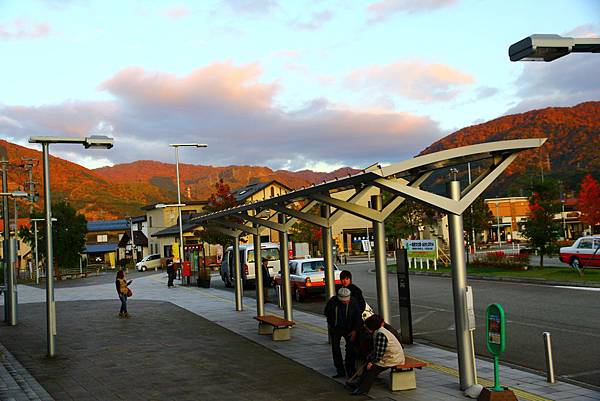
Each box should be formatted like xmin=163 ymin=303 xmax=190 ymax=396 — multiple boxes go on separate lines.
xmin=340 ymin=270 xmax=366 ymax=313
xmin=324 ymin=287 xmax=363 ymax=378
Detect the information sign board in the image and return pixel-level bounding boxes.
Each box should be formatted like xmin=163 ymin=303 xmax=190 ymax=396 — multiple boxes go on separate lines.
xmin=403 ymin=239 xmax=437 ymax=259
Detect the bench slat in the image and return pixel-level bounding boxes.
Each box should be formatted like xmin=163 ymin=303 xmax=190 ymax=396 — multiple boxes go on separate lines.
xmin=392 ymin=356 xmax=427 ymax=370
xmin=254 ymin=315 xmax=295 ymax=328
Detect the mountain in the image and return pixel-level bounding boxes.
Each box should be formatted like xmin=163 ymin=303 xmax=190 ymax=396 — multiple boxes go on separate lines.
xmin=419 ymin=101 xmax=600 ymax=195
xmin=0 ymin=140 xmax=359 ymax=219
xmin=2 ymin=101 xmax=597 ymax=219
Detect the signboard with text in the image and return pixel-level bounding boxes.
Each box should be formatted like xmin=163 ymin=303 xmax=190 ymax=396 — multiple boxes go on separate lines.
xmin=403 ymin=239 xmax=437 ymax=259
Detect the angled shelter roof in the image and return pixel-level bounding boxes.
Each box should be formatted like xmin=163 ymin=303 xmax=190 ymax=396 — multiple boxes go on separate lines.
xmin=190 ymin=138 xmax=547 ymax=227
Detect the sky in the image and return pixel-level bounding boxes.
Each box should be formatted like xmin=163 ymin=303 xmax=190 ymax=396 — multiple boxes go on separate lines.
xmin=0 ymin=0 xmax=599 ymax=172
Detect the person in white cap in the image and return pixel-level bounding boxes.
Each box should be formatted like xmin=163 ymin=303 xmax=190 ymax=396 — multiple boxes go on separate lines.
xmin=324 ymin=287 xmax=363 ymax=378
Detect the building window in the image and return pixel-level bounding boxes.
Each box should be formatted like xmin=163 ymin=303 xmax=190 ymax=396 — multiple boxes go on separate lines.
xmin=270 ymin=187 xmax=275 ymax=198
xmin=97 ymin=234 xmax=108 ymax=243
xmin=149 ymin=216 xmax=153 ymax=227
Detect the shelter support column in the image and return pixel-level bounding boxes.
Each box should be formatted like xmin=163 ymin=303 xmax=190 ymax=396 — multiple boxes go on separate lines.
xmin=371 ymin=194 xmax=390 ymax=323
xmin=233 ymin=237 xmax=243 ymax=311
xmin=321 ymin=205 xmax=335 ymax=300
xmin=253 ymin=224 xmax=265 ymax=316
xmin=278 ymin=214 xmax=293 ymax=321
xmin=447 ymin=178 xmax=476 ymax=390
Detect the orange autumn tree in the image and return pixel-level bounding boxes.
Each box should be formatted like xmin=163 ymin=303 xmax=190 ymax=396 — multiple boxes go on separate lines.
xmin=578 ymin=174 xmax=600 ymax=230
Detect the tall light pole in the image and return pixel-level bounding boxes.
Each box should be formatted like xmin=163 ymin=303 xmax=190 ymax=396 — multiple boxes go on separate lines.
xmin=169 ymin=143 xmax=207 ymax=268
xmin=29 ymin=135 xmax=113 ymax=357
xmin=509 ymin=34 xmax=600 ymax=62
xmin=0 ymin=191 xmax=28 ymax=326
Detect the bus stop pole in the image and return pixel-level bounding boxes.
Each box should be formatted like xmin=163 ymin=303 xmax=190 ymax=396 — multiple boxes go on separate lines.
xmin=278 ymin=214 xmax=292 ymax=321
xmin=233 ymin=236 xmax=243 ymax=311
xmin=321 ymin=205 xmax=335 ymax=300
xmin=447 ymin=176 xmax=476 ymax=390
xmin=372 ymin=194 xmax=391 ymax=323
xmin=253 ymin=224 xmax=264 ymax=317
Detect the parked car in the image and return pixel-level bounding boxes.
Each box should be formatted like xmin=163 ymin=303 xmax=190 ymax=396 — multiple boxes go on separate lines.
xmin=220 ymin=243 xmax=281 ymax=288
xmin=274 ymin=257 xmax=341 ymax=302
xmin=559 ymin=236 xmax=600 ymax=269
xmin=135 ymin=254 xmax=163 ymax=271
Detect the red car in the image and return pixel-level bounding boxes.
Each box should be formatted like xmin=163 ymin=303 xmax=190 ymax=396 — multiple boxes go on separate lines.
xmin=559 ymin=236 xmax=600 ymax=269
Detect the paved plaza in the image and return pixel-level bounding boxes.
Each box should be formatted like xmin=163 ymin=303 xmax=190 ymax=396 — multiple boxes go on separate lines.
xmin=1 ymin=272 xmax=599 ymax=400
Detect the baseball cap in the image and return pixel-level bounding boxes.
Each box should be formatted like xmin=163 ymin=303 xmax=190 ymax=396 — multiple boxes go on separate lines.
xmin=337 ymin=287 xmax=351 ymax=301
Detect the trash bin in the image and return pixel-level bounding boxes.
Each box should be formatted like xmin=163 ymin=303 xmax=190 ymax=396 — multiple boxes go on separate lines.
xmin=183 ymin=261 xmax=191 ymax=286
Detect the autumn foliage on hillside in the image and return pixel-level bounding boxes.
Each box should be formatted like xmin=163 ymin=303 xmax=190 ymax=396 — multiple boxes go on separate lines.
xmin=420 ymin=102 xmax=600 ymax=190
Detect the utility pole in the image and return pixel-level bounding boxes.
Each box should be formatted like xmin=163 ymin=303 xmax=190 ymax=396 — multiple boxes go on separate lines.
xmin=21 ymin=158 xmax=38 ymax=215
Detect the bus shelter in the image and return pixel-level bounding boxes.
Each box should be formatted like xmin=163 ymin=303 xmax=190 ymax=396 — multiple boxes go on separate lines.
xmin=190 ymin=138 xmax=546 ymax=390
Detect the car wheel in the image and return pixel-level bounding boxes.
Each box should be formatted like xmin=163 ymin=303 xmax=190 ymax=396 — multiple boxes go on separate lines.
xmin=224 ymin=275 xmax=233 ymax=288
xmin=570 ymin=257 xmax=582 ymax=270
xmin=142 ymin=266 xmax=147 ymax=272
xmin=294 ymin=287 xmax=303 ymax=302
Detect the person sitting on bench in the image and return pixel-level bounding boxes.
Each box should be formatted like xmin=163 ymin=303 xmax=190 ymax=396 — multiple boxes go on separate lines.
xmin=349 ymin=314 xmax=405 ymax=396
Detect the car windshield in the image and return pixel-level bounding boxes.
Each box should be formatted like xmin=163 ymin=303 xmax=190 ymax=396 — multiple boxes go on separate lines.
xmin=247 ymin=248 xmax=280 ymax=263
xmin=302 ymin=261 xmax=325 ymax=273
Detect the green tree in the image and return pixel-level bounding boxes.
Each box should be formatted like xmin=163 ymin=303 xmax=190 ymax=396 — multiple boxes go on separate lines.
xmin=385 ymin=199 xmax=437 ymax=248
xmin=463 ymin=198 xmax=493 ymax=249
xmin=196 ymin=179 xmax=239 ymax=248
xmin=19 ymin=201 xmax=87 ymax=271
xmin=522 ymin=180 xmax=561 ymax=268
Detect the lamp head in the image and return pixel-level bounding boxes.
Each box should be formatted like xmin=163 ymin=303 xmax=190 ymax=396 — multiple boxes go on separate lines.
xmin=85 ymin=135 xmax=114 ymax=149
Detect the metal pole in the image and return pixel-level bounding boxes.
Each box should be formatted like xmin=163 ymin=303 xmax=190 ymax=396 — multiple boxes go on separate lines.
xmin=543 ymin=332 xmax=555 ymax=384
xmin=561 ymin=201 xmax=567 ymax=240
xmin=278 ymin=214 xmax=292 ymax=321
xmin=496 ymin=202 xmax=502 ymax=248
xmin=253 ymin=224 xmax=264 ymax=316
xmin=447 ymin=176 xmax=476 ymax=390
xmin=129 ymin=217 xmax=137 ymax=263
xmin=371 ymin=194 xmax=391 ymax=323
xmin=174 ymin=147 xmax=185 ymax=267
xmin=321 ymin=205 xmax=335 ymax=300
xmin=42 ymin=143 xmax=56 ymax=357
xmin=34 ymin=221 xmax=39 ymax=285
xmin=2 ymin=160 xmax=10 ymax=322
xmin=233 ymin=237 xmax=243 ymax=311
xmin=468 ymin=163 xmax=476 ymax=252
xmin=366 ymin=226 xmax=371 ymax=262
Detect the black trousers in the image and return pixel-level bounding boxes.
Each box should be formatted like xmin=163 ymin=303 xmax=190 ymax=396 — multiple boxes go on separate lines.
xmin=167 ymin=272 xmax=175 ymax=287
xmin=330 ymin=331 xmax=356 ymax=377
xmin=356 ymin=364 xmax=388 ymax=393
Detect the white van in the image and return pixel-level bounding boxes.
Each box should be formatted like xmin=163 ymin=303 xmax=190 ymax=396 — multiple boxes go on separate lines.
xmin=220 ymin=242 xmax=281 ymax=288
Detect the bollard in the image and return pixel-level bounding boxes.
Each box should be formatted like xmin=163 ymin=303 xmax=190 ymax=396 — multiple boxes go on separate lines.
xmin=543 ymin=332 xmax=555 ymax=383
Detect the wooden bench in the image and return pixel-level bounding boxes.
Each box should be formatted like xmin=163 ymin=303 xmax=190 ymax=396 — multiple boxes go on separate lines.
xmin=254 ymin=315 xmax=295 ymax=341
xmin=389 ymin=356 xmax=428 ymax=391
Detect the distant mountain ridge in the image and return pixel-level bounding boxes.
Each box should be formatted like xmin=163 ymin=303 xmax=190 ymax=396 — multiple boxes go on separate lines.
xmin=1 ymin=101 xmax=597 ymax=219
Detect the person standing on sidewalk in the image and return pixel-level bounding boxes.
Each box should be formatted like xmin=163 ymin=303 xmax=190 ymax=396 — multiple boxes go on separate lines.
xmin=340 ymin=270 xmax=366 ymax=313
xmin=324 ymin=287 xmax=363 ymax=379
xmin=350 ymin=314 xmax=405 ymax=396
xmin=115 ymin=270 xmax=132 ymax=318
xmin=167 ymin=260 xmax=175 ymax=288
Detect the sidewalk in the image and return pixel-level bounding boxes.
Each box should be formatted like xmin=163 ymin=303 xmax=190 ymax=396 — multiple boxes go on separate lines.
xmin=1 ymin=274 xmax=599 ymax=400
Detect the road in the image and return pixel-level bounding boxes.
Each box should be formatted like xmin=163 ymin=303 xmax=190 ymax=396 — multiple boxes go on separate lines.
xmin=212 ymin=261 xmax=600 ymax=390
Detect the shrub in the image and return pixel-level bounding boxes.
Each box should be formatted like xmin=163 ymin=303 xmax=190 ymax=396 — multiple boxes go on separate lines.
xmin=472 ymin=251 xmax=530 ymax=270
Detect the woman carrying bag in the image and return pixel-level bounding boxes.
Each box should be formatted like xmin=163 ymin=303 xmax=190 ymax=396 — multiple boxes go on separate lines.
xmin=116 ymin=269 xmax=132 ymax=318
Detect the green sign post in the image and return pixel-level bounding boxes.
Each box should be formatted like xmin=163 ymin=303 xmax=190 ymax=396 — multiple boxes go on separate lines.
xmin=486 ymin=304 xmax=505 ymax=391
xmin=479 ymin=304 xmax=517 ymax=401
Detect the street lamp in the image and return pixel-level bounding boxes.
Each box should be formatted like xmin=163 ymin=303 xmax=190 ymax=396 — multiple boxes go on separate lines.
xmin=509 ymin=34 xmax=600 ymax=62
xmin=169 ymin=144 xmax=207 ymax=270
xmin=30 ymin=218 xmax=57 ymax=285
xmin=29 ymin=135 xmax=113 ymax=357
xmin=0 ymin=191 xmax=28 ymax=326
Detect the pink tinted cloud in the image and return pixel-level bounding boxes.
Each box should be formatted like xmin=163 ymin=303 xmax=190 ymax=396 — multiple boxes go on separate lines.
xmin=368 ymin=0 xmax=457 ymax=23
xmin=164 ymin=5 xmax=190 ymax=19
xmin=100 ymin=62 xmax=279 ymax=110
xmin=1 ymin=62 xmax=443 ymax=170
xmin=0 ymin=19 xmax=51 ymax=40
xmin=345 ymin=59 xmax=474 ymax=102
